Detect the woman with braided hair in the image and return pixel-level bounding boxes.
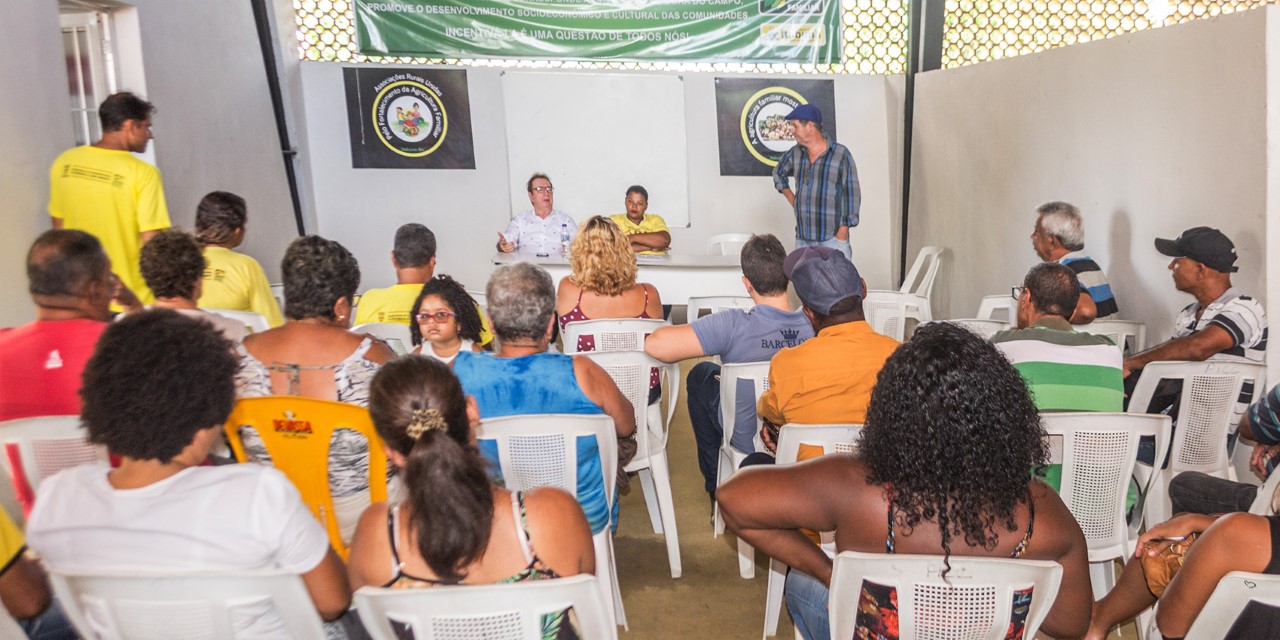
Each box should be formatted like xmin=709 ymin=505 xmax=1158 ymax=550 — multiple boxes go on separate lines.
xmin=194 ymin=190 xmax=283 ymax=326
xmin=718 ymin=322 xmax=1092 ymax=640
xmin=346 ymin=355 xmax=595 ymax=638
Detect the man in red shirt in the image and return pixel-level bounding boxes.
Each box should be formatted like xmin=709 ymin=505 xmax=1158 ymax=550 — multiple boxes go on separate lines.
xmin=0 ymin=230 xmax=136 ymax=421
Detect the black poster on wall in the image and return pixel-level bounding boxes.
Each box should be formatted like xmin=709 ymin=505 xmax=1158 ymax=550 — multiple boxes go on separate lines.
xmin=714 ymin=78 xmax=837 ymax=176
xmin=343 ymin=67 xmax=476 ymax=169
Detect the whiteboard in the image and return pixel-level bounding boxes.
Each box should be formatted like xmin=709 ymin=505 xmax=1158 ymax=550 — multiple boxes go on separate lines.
xmin=501 ymin=72 xmax=689 ymax=228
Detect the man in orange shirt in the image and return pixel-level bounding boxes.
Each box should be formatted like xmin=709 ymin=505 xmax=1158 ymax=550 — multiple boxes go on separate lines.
xmin=750 ymin=246 xmax=900 ymax=463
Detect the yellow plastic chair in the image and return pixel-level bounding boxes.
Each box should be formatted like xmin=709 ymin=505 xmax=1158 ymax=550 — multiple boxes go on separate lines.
xmin=224 ymin=396 xmax=388 ymax=560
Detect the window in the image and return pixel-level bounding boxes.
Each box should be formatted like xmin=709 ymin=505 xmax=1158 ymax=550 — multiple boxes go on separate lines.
xmin=60 ymin=8 xmax=117 ymax=145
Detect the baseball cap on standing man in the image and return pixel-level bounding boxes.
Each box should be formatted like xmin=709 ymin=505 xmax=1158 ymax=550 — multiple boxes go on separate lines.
xmin=784 ymin=104 xmax=822 ymax=125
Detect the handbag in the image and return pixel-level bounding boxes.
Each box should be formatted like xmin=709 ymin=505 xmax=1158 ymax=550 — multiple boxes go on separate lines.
xmin=1141 ymin=533 xmax=1199 ymax=598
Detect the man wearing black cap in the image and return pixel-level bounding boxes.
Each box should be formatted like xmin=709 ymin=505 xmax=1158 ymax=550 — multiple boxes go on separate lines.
xmin=771 ymin=104 xmax=859 ymax=260
xmin=1124 ymin=227 xmax=1265 ymax=378
xmin=1124 ymin=227 xmax=1266 ymax=463
xmin=751 ymin=246 xmax=899 ymax=459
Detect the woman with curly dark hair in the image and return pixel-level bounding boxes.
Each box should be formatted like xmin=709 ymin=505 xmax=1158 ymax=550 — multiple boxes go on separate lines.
xmin=718 ymin=322 xmax=1091 ymax=640
xmin=408 ymin=274 xmax=484 ymax=363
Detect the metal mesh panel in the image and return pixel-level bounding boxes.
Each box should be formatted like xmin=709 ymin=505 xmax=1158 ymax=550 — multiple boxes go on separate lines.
xmin=31 ymin=438 xmax=99 ymax=480
xmin=506 ymin=434 xmax=569 ymax=491
xmin=1066 ymin=431 xmax=1129 ymax=541
xmin=110 ymin=599 xmax=218 ymax=640
xmin=1178 ymin=375 xmax=1237 ymax=467
xmin=912 ymin=583 xmax=999 ymax=640
xmin=429 ymin=610 xmax=524 ymax=639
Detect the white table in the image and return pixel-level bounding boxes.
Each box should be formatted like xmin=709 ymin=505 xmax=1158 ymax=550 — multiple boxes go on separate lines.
xmin=491 ymin=252 xmax=745 ymax=304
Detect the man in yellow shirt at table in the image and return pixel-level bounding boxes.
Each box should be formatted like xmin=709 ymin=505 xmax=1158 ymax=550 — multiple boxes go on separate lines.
xmin=609 ymin=185 xmax=671 ymax=255
xmin=354 ymin=223 xmax=493 ymax=347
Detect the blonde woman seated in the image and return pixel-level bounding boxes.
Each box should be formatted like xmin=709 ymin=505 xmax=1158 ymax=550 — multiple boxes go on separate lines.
xmin=348 ymin=356 xmax=595 ymax=637
xmin=557 ymin=215 xmax=663 ymax=396
xmin=235 ymin=235 xmax=397 ymax=542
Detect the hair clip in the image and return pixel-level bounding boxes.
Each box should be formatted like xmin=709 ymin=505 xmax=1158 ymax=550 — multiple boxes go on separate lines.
xmin=406 ymin=407 xmax=447 ymax=440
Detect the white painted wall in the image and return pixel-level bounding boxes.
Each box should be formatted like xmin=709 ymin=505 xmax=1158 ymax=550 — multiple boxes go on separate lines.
xmin=907 ymin=9 xmax=1269 ymax=355
xmin=0 ymin=2 xmax=72 ymax=326
xmin=294 ymin=64 xmax=904 ymax=295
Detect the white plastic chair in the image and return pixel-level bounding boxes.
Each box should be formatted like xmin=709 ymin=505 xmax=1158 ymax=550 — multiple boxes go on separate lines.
xmin=899 ymin=246 xmax=943 ymax=299
xmin=1129 ymin=361 xmax=1267 ymax=527
xmin=863 ymin=290 xmax=932 ymax=341
xmin=0 ymin=416 xmax=107 ymax=519
xmin=709 ymin=362 xmax=770 ymax=578
xmin=1040 ymin=412 xmax=1170 ymax=600
xmin=1249 ymin=467 xmax=1280 ymax=515
xmin=578 ymin=350 xmax=682 ymax=581
xmin=203 ymin=308 xmax=269 ymax=334
xmin=475 ymin=414 xmax=626 ymax=629
xmin=561 ymin=318 xmax=666 ymax=355
xmin=945 ymin=318 xmax=1011 ymax=339
xmin=685 ymin=295 xmax=753 ymax=323
xmin=976 ymin=294 xmax=1017 ymax=324
xmin=707 ymin=233 xmax=752 ymax=256
xmin=828 ymin=551 xmax=1064 ymax=640
xmin=355 ymin=574 xmax=618 ymax=640
xmin=269 ymin=282 xmax=285 ymax=311
xmin=762 ymin=423 xmax=862 ymax=638
xmin=351 ymin=322 xmax=413 ymax=356
xmin=1079 ymin=319 xmax=1147 ymax=355
xmin=50 ymin=569 xmax=326 ymax=639
xmin=1183 ymin=571 xmax=1280 ymax=639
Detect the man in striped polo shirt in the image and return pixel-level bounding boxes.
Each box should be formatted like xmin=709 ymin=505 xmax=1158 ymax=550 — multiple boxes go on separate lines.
xmin=1124 ymin=227 xmax=1267 ymax=465
xmin=1030 ymin=201 xmax=1118 ymax=324
xmin=994 ymin=262 xmax=1124 ymax=410
xmin=993 ymin=263 xmax=1124 ymax=491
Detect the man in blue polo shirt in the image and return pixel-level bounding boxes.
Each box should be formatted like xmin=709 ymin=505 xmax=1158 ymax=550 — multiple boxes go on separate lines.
xmin=772 ymin=104 xmax=859 ymax=260
xmin=645 ymin=234 xmax=813 ymax=501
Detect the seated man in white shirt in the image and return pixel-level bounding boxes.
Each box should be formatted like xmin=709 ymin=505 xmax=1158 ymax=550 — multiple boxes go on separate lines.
xmin=496 ymin=173 xmax=577 ymax=255
xmin=27 ymin=310 xmax=351 ymax=637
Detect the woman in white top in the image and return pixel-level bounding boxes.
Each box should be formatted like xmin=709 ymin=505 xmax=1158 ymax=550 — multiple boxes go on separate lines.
xmin=409 ymin=274 xmax=484 ymax=364
xmin=27 ymin=310 xmax=350 ymax=638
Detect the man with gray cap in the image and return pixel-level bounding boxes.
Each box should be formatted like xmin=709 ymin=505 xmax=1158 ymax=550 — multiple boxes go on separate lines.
xmin=752 ymin=246 xmax=899 ymax=458
xmin=1124 ymin=226 xmax=1266 ymax=464
xmin=772 ymin=104 xmax=860 ymax=260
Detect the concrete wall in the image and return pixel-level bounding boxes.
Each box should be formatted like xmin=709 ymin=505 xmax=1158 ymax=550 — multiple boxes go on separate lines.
xmin=0 ymin=2 xmax=73 ymax=326
xmin=907 ymin=8 xmax=1269 ymax=358
xmin=0 ymin=0 xmax=297 ymax=329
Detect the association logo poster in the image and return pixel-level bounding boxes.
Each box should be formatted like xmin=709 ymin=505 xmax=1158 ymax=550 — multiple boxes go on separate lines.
xmin=714 ymin=77 xmax=836 ymax=176
xmin=344 ymin=67 xmax=476 ymax=169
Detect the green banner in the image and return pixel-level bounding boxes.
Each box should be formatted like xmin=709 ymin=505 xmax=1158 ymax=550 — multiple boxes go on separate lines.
xmin=354 ymin=0 xmax=841 ymax=64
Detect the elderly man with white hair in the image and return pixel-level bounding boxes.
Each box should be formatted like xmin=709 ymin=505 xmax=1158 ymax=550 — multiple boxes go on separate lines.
xmin=1029 ymin=201 xmax=1118 ymax=324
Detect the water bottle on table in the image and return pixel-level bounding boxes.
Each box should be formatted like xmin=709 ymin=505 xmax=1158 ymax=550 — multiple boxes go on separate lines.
xmin=560 ymin=223 xmax=570 ymax=258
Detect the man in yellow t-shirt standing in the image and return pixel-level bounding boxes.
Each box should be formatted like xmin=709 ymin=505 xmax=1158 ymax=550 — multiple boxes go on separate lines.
xmin=354 ymin=223 xmax=494 ymax=346
xmin=608 ymin=185 xmax=671 ymax=255
xmin=49 ymin=92 xmax=171 ymax=305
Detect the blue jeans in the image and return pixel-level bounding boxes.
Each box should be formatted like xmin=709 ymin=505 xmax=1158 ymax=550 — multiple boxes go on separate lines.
xmin=686 ymin=361 xmax=723 ymax=498
xmin=785 ymin=569 xmax=831 ymax=640
xmin=19 ymin=598 xmax=77 ymax=640
xmin=796 ymin=236 xmax=852 ymax=261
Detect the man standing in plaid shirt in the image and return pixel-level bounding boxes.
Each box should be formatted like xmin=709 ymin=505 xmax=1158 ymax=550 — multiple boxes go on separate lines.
xmin=772 ymin=104 xmax=860 ymax=260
